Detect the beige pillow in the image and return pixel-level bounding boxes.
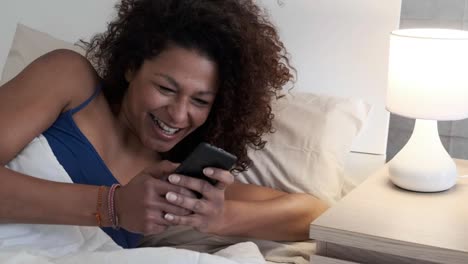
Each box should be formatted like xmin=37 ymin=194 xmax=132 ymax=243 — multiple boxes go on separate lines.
xmin=0 ymin=24 xmax=84 ymax=85
xmin=237 ymin=92 xmax=370 ymax=205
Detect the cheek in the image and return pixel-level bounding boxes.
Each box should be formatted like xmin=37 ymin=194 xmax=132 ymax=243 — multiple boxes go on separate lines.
xmin=137 ymin=87 xmax=165 ymax=109
xmin=193 ymin=108 xmax=212 ymax=127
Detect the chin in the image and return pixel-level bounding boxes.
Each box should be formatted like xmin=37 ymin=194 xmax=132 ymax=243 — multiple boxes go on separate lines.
xmin=144 ymin=136 xmax=179 ymax=152
xmin=148 ymin=142 xmax=174 ymax=153
xmin=144 ymin=128 xmax=193 ymax=153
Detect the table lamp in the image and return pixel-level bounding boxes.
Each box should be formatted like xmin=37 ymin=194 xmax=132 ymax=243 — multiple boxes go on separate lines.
xmin=386 ymin=28 xmax=468 ymax=192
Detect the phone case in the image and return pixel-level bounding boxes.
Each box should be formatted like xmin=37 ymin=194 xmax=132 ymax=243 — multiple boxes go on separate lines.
xmin=174 ymin=142 xmax=237 ymax=185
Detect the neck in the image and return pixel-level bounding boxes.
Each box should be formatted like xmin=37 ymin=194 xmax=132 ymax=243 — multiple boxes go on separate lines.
xmin=113 ymin=104 xmax=160 ymax=161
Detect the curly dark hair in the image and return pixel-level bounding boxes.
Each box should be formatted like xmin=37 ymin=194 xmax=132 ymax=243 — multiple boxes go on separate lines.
xmin=82 ymin=0 xmax=294 ymax=171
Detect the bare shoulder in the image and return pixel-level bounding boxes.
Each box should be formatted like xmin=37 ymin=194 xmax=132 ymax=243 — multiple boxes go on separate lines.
xmin=22 ymin=49 xmax=100 ymax=108
xmin=35 ymin=48 xmax=94 ymax=75
xmin=0 ymin=49 xmax=101 ymax=164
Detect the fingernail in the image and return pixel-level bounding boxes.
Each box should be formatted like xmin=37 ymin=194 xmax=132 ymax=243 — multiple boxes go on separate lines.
xmin=166 ymin=192 xmax=177 ymax=202
xmin=164 ymin=213 xmax=174 ymax=221
xmin=169 ymin=174 xmax=180 ymax=183
xmin=203 ymin=168 xmax=214 ymax=176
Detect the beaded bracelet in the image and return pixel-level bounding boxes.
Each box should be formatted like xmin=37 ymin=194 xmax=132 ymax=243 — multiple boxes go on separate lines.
xmin=108 ymin=183 xmax=121 ymax=230
xmin=94 ymin=186 xmax=105 ymax=227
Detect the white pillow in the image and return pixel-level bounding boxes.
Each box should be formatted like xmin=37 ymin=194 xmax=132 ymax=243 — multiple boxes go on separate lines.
xmin=0 ymin=23 xmax=84 ymax=85
xmin=237 ymin=92 xmax=370 ymax=205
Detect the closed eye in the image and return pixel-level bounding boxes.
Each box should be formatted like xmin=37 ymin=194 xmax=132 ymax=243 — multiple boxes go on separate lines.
xmin=193 ymin=98 xmax=210 ymax=106
xmin=157 ymin=85 xmax=176 ymax=94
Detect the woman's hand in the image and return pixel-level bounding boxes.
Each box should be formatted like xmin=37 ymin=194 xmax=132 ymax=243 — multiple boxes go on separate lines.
xmin=162 ymin=167 xmax=235 ymax=234
xmin=113 ymin=160 xmax=195 ymax=235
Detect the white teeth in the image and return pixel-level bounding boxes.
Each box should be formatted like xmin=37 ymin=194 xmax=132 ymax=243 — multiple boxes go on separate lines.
xmin=152 ymin=116 xmax=180 ymax=135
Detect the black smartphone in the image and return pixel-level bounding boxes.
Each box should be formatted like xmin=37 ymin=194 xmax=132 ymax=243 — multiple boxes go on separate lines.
xmin=174 ymin=142 xmax=238 ymax=185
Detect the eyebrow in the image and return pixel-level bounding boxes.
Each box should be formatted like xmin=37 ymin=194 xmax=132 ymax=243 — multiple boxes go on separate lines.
xmin=154 ymin=73 xmax=216 ymax=96
xmin=154 ymin=73 xmax=181 ymax=90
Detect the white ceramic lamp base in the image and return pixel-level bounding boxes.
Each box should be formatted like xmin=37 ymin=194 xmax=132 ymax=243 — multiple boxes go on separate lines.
xmin=389 ymin=119 xmax=457 ymax=192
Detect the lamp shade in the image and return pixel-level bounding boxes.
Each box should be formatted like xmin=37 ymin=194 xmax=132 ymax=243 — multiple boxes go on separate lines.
xmin=386 ymin=29 xmax=468 ymax=120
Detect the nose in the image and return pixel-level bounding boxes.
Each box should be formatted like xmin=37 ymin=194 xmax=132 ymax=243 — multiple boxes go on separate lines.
xmin=167 ymin=98 xmax=189 ymax=125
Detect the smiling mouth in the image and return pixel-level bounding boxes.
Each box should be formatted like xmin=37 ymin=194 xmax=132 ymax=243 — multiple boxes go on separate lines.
xmin=150 ymin=113 xmax=181 ymax=135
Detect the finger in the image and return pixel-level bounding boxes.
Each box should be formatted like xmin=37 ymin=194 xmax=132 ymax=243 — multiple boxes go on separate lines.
xmin=168 ymin=174 xmax=214 ymax=197
xmin=151 ymin=178 xmax=195 ymax=198
xmin=163 ymin=213 xmax=199 ymax=228
xmin=140 ymin=206 xmax=173 ymax=225
xmin=165 ymin=191 xmax=208 ymax=214
xmin=203 ymin=168 xmax=235 ymax=190
xmin=175 ymin=186 xmax=197 ymax=198
xmin=153 ymin=200 xmax=193 ymax=216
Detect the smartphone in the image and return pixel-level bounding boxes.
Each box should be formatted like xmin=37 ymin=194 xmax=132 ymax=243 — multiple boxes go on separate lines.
xmin=174 ymin=142 xmax=238 ymax=185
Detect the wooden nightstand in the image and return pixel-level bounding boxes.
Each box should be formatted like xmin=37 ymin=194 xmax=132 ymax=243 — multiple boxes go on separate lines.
xmin=309 ymin=159 xmax=468 ymax=264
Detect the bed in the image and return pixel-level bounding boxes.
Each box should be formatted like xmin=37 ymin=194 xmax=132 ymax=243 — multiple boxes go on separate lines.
xmin=0 ymin=0 xmax=401 ymax=263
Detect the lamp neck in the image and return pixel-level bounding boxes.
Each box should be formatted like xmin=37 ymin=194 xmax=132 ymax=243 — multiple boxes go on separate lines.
xmin=410 ymin=119 xmax=441 ymax=145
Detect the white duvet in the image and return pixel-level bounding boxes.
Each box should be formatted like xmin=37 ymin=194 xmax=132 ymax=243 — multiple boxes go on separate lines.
xmin=0 ymin=135 xmax=265 ymax=264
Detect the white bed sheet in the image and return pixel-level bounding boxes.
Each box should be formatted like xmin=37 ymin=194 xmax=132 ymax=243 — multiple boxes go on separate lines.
xmin=1 ymin=135 xmax=265 ymax=264
xmin=0 ymin=243 xmax=264 ymax=264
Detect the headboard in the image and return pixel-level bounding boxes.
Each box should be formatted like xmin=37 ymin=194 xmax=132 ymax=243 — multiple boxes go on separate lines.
xmin=0 ymin=0 xmax=401 ymax=181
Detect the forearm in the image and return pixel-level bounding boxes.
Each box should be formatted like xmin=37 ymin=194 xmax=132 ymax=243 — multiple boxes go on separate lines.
xmin=0 ymin=167 xmax=110 ymax=226
xmin=217 ymin=193 xmax=328 ymax=241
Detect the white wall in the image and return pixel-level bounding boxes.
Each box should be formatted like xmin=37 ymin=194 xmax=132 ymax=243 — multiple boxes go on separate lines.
xmin=257 ymin=0 xmax=401 ymax=155
xmin=0 ymin=0 xmax=119 ymax=74
xmin=0 ymin=0 xmax=401 ymax=156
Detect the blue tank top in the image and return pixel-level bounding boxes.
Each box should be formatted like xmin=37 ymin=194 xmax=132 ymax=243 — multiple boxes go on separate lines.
xmin=43 ymin=87 xmax=142 ymax=249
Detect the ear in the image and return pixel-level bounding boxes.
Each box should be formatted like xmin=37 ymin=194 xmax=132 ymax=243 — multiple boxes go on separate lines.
xmin=125 ymin=69 xmax=135 ymax=83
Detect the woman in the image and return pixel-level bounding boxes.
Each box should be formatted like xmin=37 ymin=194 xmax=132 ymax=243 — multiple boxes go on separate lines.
xmin=0 ymin=0 xmax=328 ymax=249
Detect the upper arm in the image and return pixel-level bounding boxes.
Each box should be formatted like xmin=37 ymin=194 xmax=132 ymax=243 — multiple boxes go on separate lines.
xmin=225 ymin=180 xmax=288 ymax=201
xmin=0 ymin=49 xmax=99 ymax=164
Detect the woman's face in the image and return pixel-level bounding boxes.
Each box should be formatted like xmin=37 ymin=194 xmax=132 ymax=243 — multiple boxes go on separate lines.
xmin=121 ymin=45 xmax=219 ymax=152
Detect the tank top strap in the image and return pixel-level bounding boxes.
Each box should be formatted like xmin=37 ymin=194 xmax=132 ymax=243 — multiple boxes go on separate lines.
xmin=70 ymin=86 xmax=102 ymax=115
